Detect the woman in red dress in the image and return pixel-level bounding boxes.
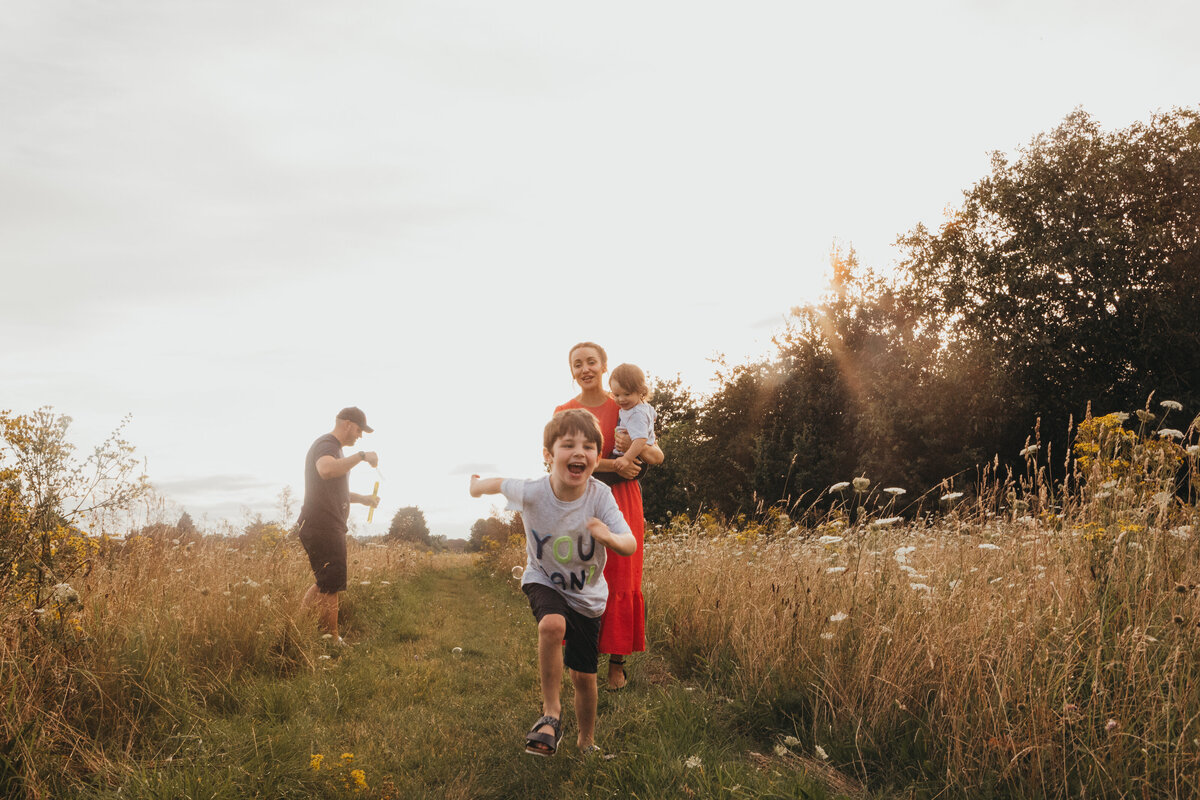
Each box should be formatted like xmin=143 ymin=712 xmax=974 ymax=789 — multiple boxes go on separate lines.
xmin=556 ymin=342 xmax=664 ymax=690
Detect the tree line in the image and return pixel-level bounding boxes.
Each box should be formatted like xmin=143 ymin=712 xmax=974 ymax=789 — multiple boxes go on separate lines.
xmin=640 ymin=107 xmax=1200 ymax=523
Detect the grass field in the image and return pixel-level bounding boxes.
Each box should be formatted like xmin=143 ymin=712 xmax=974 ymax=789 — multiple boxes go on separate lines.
xmin=3 ymin=410 xmax=1199 ymax=798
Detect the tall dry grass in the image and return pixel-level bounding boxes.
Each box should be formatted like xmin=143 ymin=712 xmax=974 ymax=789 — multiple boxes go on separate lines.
xmin=0 ymin=536 xmax=428 ymax=797
xmin=645 ymin=409 xmax=1200 ymax=797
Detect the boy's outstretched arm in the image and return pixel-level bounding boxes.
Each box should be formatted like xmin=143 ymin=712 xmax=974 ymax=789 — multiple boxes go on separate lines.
xmin=586 ymin=518 xmax=637 ymax=556
xmin=469 ymin=475 xmax=504 ymax=497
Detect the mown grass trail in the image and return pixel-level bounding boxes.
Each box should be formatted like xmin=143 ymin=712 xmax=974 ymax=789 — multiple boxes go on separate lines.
xmin=82 ymin=558 xmax=853 ymax=800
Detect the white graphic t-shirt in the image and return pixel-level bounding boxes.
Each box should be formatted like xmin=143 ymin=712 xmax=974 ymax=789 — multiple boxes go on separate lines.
xmin=501 ymin=476 xmax=631 ymax=617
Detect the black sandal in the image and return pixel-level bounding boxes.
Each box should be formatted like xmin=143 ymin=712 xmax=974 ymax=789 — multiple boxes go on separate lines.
xmin=607 ymin=656 xmax=627 ymax=692
xmin=525 ymin=714 xmax=563 ymax=756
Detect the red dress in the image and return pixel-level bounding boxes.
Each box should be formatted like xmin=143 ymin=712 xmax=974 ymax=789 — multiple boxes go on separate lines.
xmin=555 ymin=396 xmax=646 ymax=655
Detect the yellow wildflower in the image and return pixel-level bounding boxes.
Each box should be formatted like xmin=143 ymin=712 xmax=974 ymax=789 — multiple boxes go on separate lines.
xmin=309 ymin=753 xmax=324 ymax=771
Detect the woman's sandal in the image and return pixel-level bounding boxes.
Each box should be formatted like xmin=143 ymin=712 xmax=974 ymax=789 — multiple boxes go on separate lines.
xmin=524 ymin=714 xmax=563 ymax=756
xmin=606 ymin=656 xmax=627 ymax=692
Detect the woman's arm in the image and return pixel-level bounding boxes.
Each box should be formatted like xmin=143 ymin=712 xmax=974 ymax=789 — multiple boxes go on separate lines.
xmin=613 ymin=430 xmax=665 ymax=466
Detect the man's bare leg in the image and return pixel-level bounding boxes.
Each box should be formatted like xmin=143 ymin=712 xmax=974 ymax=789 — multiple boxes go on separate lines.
xmin=301 ymin=584 xmax=339 ymax=638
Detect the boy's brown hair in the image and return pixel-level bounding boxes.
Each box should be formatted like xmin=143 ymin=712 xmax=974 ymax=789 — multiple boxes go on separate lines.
xmin=609 ymin=363 xmax=650 ymax=400
xmin=543 ymin=408 xmax=605 ymax=453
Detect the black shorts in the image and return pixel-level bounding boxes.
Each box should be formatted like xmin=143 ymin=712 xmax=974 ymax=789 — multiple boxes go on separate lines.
xmin=523 ymin=583 xmax=602 ymax=674
xmin=298 ymin=524 xmax=347 ymax=594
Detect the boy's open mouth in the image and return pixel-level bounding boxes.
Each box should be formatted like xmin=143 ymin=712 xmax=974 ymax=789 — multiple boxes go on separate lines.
xmin=566 ymin=462 xmax=586 ymax=476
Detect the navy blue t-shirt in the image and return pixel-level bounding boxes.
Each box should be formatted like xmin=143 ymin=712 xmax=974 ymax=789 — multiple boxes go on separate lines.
xmin=297 ymin=434 xmax=349 ymax=534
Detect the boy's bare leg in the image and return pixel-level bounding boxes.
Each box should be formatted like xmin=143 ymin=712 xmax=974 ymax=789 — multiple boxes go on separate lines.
xmin=301 ymin=584 xmax=339 ymax=638
xmin=571 ymin=669 xmax=598 ymax=749
xmin=533 ymin=614 xmax=566 ymax=750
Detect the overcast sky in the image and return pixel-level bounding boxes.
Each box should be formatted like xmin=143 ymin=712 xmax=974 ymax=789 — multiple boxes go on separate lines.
xmin=3 ymin=0 xmax=1198 ymax=539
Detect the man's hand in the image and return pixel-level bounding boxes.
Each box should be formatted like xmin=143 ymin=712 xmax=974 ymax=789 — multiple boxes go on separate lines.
xmin=362 ymin=451 xmax=379 ymax=468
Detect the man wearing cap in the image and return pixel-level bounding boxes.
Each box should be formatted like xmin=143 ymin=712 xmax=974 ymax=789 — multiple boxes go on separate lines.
xmin=297 ymin=407 xmax=380 ymax=642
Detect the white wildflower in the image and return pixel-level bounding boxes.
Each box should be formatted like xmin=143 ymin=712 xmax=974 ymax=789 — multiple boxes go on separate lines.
xmin=884 ymin=487 xmax=906 ymax=496
xmin=1101 ymin=480 xmax=1119 ymax=489
xmin=1188 ymin=446 xmax=1200 ymax=456
xmin=873 ymin=516 xmax=904 ymax=527
xmin=825 ymin=566 xmax=847 ymax=574
xmin=829 ymin=611 xmax=849 ymax=623
xmin=684 ymin=755 xmax=702 ymax=769
xmin=260 ymin=595 xmax=271 ymax=605
xmin=1168 ymin=526 xmax=1192 ymax=540
xmin=820 ymin=632 xmax=835 ymax=640
xmin=814 ymin=745 xmax=829 ymax=760
xmin=1020 ymin=445 xmax=1039 ymax=457
xmin=940 ymin=492 xmax=963 ymax=502
xmin=1158 ymin=428 xmax=1185 ymax=439
xmin=1153 ymin=491 xmax=1173 ymax=507
xmin=774 ymin=744 xmax=789 ymax=756
xmin=1112 ymin=412 xmax=1130 ymax=422
xmin=321 ymin=633 xmax=333 ymax=640
xmin=783 ymin=736 xmax=801 ymax=747
xmin=318 ymin=654 xmax=331 ymax=661
xmin=910 ymin=583 xmax=932 ymax=592
xmin=948 ymin=579 xmax=961 ymax=589
xmin=817 ymin=535 xmax=844 ymax=545
xmin=978 ymin=543 xmax=1001 ymax=551
xmin=829 ymin=481 xmax=851 ymax=493
xmin=50 ymin=583 xmax=80 ymax=606
xmin=1160 ymin=400 xmax=1183 ymax=411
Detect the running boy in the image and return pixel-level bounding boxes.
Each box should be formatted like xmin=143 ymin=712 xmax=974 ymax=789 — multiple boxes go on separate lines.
xmin=469 ymin=408 xmax=637 ymax=756
xmin=609 ymin=363 xmax=657 ymax=476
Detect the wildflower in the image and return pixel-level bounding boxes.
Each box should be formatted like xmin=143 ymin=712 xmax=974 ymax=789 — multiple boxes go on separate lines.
xmin=829 ymin=611 xmax=849 ymax=623
xmin=1136 ymin=410 xmax=1156 ymax=423
xmin=978 ymin=543 xmax=1001 ymax=550
xmin=825 ymin=566 xmax=847 ymax=574
xmin=349 ymin=769 xmax=367 ymax=791
xmin=1153 ymin=491 xmax=1173 ymax=507
xmin=873 ymin=516 xmax=903 ymax=527
xmin=1020 ymin=444 xmax=1039 ymax=457
xmin=341 ymin=752 xmax=354 ymax=763
xmin=318 ymin=655 xmax=331 ymax=660
xmin=852 ymin=477 xmax=870 ymax=493
xmin=829 ymin=481 xmax=851 ymax=493
xmin=1105 ymin=718 xmax=1120 ymax=733
xmin=1169 ymin=526 xmax=1193 ymax=540
xmin=783 ymin=736 xmax=801 ymax=747
xmin=948 ymin=580 xmax=961 ymax=589
xmin=321 ymin=633 xmax=333 ymax=640
xmin=819 ymin=632 xmax=834 ymax=640
xmin=774 ymin=744 xmax=788 ymax=756
xmin=684 ymin=755 xmax=702 ymax=769
xmin=1160 ymin=400 xmax=1183 ymax=411
xmin=883 ymin=487 xmax=906 ymax=496
xmin=260 ymin=595 xmax=271 ymax=605
xmin=310 ymin=753 xmax=324 ymax=771
xmin=910 ymin=583 xmax=932 ymax=593
xmin=814 ymin=745 xmax=829 ymax=760
xmin=51 ymin=584 xmax=80 ymax=606
xmin=817 ymin=535 xmax=844 ymax=545
xmin=1188 ymin=446 xmax=1200 ymax=456
xmin=940 ymin=492 xmax=963 ymax=502
xmin=1157 ymin=427 xmax=1185 ymax=439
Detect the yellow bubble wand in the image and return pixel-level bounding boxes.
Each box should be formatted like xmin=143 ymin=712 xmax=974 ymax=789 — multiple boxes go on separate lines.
xmin=366 ymin=467 xmax=383 ymax=523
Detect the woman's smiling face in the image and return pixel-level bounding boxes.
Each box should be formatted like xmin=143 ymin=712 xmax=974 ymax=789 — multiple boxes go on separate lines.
xmin=570 ymin=346 xmax=606 ymax=392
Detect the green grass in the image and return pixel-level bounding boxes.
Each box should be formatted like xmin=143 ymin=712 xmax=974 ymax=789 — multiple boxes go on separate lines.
xmin=50 ymin=560 xmax=853 ymax=799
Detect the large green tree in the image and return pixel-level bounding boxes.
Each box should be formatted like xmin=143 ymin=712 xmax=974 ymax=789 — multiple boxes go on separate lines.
xmin=899 ymin=107 xmax=1200 ymax=451
xmin=386 ymin=506 xmax=432 ymax=547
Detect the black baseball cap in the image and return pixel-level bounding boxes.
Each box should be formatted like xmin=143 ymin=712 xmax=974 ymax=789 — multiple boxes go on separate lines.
xmin=336 ymin=407 xmax=374 ymax=433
